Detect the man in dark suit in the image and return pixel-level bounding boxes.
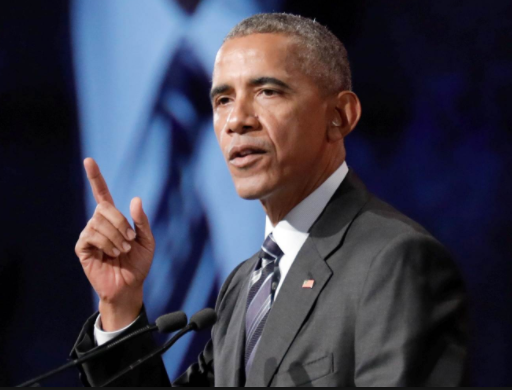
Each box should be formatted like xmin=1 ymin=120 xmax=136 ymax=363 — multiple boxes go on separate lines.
xmin=72 ymin=13 xmax=468 ymax=386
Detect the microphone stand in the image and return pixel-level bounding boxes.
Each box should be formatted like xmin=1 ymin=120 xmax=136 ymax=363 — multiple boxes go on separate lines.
xmin=17 ymin=324 xmax=157 ymax=387
xmin=99 ymin=324 xmax=195 ymax=387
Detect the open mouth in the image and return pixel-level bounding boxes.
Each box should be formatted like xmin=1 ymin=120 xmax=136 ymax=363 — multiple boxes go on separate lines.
xmin=229 ymin=146 xmax=267 ymax=168
xmin=231 ymin=149 xmax=266 ymax=159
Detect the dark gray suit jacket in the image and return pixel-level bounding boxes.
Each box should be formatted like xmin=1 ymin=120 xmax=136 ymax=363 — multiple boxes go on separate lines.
xmin=72 ymin=171 xmax=468 ymax=387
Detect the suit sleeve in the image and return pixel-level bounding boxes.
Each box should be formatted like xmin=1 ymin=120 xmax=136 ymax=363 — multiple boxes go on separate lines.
xmin=354 ymin=232 xmax=469 ymax=387
xmin=70 ymin=307 xmax=171 ymax=387
xmin=71 ymin=261 xmax=245 ymax=387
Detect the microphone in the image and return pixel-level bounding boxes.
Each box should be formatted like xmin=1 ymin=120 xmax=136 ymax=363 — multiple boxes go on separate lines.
xmin=188 ymin=308 xmax=218 ymax=331
xmin=155 ymin=311 xmax=188 ymax=334
xmin=100 ymin=308 xmax=217 ymax=387
xmin=17 ymin=311 xmax=187 ymax=388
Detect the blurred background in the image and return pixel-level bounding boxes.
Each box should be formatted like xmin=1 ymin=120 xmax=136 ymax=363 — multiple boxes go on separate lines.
xmin=1 ymin=0 xmax=511 ymax=386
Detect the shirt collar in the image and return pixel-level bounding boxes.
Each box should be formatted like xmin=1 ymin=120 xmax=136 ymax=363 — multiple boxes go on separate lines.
xmin=265 ymin=161 xmax=349 ymax=257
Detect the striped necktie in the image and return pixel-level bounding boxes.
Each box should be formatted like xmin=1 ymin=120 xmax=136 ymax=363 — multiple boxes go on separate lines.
xmin=245 ymin=233 xmax=284 ymax=375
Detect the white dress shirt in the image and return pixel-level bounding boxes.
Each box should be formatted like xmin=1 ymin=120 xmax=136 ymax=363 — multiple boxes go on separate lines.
xmin=95 ymin=161 xmax=349 ymax=345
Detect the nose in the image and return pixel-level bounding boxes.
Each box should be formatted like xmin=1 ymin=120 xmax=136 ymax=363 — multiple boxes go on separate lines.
xmin=226 ymin=96 xmax=260 ymax=135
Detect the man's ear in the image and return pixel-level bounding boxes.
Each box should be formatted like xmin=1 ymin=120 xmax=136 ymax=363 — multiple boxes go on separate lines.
xmin=327 ymin=91 xmax=362 ymax=142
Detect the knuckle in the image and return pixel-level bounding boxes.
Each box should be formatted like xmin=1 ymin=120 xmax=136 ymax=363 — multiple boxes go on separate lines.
xmin=111 ymin=215 xmax=129 ymax=234
xmin=119 ymin=231 xmax=128 ymax=243
xmin=97 ymin=202 xmax=126 ymax=227
xmin=116 ymin=220 xmax=130 ymax=234
xmin=88 ymin=217 xmax=99 ymax=230
xmin=110 ymin=208 xmax=125 ymax=223
xmin=108 ymin=228 xmax=122 ymax=243
xmin=106 ymin=224 xmax=123 ymax=243
xmin=96 ymin=237 xmax=109 ymax=251
xmin=96 ymin=201 xmax=110 ymax=213
xmin=112 ymin=234 xmax=124 ymax=248
xmin=91 ymin=216 xmax=107 ymax=232
xmin=76 ymin=228 xmax=92 ymax=253
xmin=80 ymin=228 xmax=91 ymax=240
xmin=115 ymin=214 xmax=128 ymax=227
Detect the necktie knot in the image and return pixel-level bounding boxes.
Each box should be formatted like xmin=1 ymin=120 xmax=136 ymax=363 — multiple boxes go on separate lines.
xmin=260 ymin=233 xmax=284 ymax=261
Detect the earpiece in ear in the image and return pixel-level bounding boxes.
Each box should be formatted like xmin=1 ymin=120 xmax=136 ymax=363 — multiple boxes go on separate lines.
xmin=332 ymin=121 xmax=341 ymax=127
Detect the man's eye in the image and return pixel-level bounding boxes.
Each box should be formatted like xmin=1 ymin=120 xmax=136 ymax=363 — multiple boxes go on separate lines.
xmin=217 ymin=97 xmax=230 ymax=106
xmin=262 ymin=89 xmax=279 ymax=97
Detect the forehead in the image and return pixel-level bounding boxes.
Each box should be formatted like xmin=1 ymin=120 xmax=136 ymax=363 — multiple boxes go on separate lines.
xmin=213 ymin=34 xmax=301 ymax=83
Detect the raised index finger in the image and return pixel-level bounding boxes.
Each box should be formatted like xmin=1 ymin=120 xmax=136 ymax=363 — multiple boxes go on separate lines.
xmin=84 ymin=158 xmax=115 ymax=205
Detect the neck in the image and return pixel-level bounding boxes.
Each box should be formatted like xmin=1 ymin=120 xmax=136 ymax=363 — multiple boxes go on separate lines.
xmin=261 ymin=152 xmax=345 ymax=226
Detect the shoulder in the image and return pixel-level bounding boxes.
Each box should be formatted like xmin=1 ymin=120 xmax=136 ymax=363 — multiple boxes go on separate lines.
xmin=325 ymin=186 xmax=463 ymax=279
xmin=346 ymin=194 xmax=444 ymax=255
xmin=215 ymin=254 xmax=258 ymax=310
xmin=218 ymin=261 xmax=247 ymax=300
xmin=343 ymin=195 xmax=461 ymax=286
xmin=360 ymin=195 xmax=431 ymax=237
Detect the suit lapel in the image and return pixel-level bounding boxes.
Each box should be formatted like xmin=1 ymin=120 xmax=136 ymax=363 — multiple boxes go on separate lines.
xmin=245 ymin=170 xmax=371 ymax=387
xmin=245 ymin=239 xmax=332 ymax=387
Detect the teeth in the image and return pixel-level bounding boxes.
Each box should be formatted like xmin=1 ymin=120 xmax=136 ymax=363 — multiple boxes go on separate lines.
xmin=233 ymin=148 xmax=264 ymax=159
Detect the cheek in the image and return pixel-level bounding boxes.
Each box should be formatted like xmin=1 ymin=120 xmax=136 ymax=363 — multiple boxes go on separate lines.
xmin=262 ymin=103 xmax=323 ymax=166
xmin=289 ymin=101 xmax=326 ymax=148
xmin=258 ymin=101 xmax=298 ymax=156
xmin=213 ymin=111 xmax=228 ymax=149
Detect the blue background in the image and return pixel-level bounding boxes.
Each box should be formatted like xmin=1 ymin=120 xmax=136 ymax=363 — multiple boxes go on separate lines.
xmin=0 ymin=0 xmax=511 ymax=386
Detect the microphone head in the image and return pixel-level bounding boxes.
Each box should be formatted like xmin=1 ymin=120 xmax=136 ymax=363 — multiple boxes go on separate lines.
xmin=189 ymin=308 xmax=217 ymax=331
xmin=156 ymin=311 xmax=188 ymax=334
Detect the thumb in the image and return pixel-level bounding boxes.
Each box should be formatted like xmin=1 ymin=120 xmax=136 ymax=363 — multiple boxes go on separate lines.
xmin=130 ymin=197 xmax=154 ymax=248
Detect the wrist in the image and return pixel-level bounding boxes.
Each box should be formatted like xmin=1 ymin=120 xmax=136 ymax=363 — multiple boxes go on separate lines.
xmin=99 ymin=292 xmax=143 ymax=332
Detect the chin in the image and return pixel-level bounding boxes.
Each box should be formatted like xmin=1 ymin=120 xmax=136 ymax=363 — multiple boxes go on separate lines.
xmin=233 ymin=177 xmax=275 ymax=201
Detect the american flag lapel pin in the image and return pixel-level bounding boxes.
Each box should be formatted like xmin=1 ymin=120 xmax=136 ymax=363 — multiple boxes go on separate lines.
xmin=302 ymin=280 xmax=315 ymax=289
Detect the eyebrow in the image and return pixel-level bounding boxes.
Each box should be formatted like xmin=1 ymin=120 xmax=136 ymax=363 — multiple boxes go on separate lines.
xmin=249 ymin=77 xmax=291 ymax=90
xmin=210 ymin=77 xmax=292 ymax=102
xmin=210 ymin=85 xmax=230 ymax=102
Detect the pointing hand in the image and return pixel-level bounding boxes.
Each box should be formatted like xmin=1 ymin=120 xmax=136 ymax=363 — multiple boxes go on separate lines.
xmin=75 ymin=158 xmax=155 ymax=331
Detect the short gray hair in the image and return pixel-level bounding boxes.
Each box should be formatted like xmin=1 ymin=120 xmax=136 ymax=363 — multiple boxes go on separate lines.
xmin=225 ymin=13 xmax=352 ymax=94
